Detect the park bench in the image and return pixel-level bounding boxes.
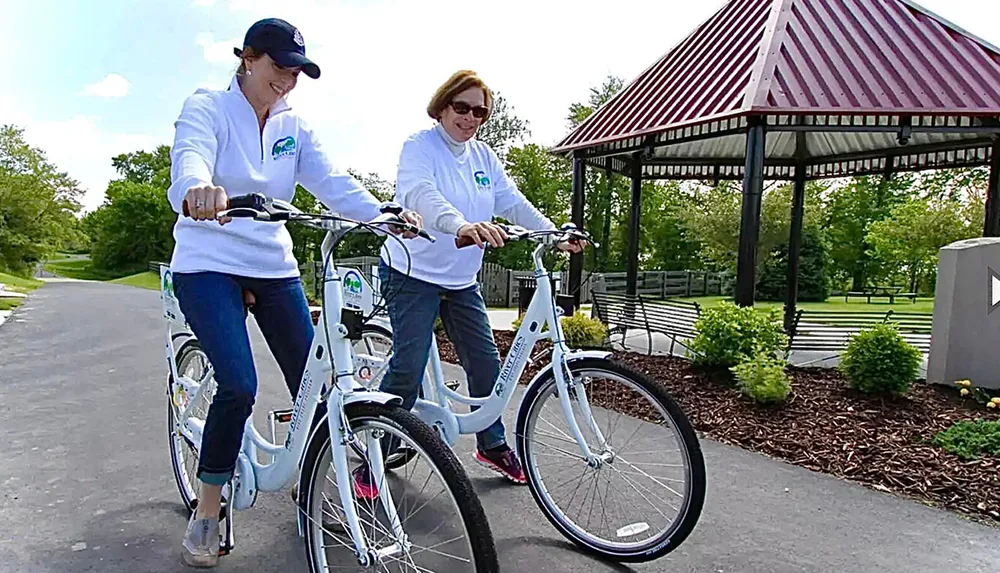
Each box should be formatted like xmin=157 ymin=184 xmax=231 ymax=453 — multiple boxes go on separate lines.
xmin=843 ymin=285 xmax=918 ymax=304
xmin=590 ymin=291 xmax=702 ymax=356
xmin=785 ymin=308 xmax=931 ymax=364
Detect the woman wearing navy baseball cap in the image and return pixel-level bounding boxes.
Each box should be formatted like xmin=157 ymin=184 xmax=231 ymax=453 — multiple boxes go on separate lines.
xmin=166 ymin=17 xmax=422 ymax=567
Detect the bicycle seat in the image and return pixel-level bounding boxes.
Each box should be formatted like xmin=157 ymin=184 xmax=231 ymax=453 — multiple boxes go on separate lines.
xmin=242 ymin=289 xmax=256 ymax=308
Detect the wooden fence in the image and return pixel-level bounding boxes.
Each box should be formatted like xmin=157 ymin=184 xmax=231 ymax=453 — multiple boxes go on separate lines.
xmin=155 ymin=257 xmax=728 ymax=308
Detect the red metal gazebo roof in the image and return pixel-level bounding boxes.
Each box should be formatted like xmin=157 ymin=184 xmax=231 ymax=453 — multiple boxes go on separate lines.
xmin=553 ymin=0 xmax=1000 ymax=171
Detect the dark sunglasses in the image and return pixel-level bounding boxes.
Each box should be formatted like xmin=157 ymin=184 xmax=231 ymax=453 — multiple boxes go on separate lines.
xmin=449 ymin=101 xmax=489 ymax=119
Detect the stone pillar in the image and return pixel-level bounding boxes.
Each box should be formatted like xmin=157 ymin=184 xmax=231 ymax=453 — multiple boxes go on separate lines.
xmin=927 ymin=237 xmax=1000 ymax=389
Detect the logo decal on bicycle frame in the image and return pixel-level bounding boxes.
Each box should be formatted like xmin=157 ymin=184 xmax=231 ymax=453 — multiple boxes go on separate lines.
xmin=343 ymin=270 xmax=364 ymax=309
xmin=496 ymin=334 xmax=527 ymax=395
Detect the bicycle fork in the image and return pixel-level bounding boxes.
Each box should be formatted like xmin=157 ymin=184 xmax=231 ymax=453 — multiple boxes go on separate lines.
xmin=551 ymin=351 xmax=611 ymax=466
xmin=328 ymin=395 xmax=409 ymax=567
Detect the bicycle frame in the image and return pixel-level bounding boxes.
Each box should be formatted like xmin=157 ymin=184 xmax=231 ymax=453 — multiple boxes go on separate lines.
xmin=162 ymin=218 xmax=411 ymax=565
xmin=402 ymin=241 xmax=611 ymax=466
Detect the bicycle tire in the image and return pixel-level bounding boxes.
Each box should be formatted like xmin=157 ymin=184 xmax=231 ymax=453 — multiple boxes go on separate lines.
xmin=167 ymin=337 xmax=210 ymax=513
xmin=514 ymin=357 xmax=705 ymax=562
xmin=300 ymin=402 xmax=499 ymax=573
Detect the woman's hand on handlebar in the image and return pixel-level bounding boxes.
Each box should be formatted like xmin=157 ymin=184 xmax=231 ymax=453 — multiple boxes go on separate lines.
xmin=182 ymin=185 xmax=232 ymax=225
xmin=557 ymin=239 xmax=586 ymax=254
xmin=387 ymin=210 xmax=423 ymax=238
xmin=457 ymin=221 xmax=507 ymax=249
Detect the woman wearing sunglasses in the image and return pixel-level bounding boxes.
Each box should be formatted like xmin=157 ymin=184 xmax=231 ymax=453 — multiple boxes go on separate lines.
xmin=362 ymin=70 xmax=584 ymax=491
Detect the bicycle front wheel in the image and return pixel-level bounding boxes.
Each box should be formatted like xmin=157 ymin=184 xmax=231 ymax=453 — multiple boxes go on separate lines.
xmin=515 ymin=357 xmax=705 ymax=562
xmin=300 ymin=402 xmax=498 ymax=573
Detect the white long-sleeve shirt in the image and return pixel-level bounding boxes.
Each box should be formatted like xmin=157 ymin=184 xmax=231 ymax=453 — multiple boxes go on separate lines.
xmin=380 ymin=124 xmax=556 ymax=289
xmin=167 ymin=75 xmax=383 ymax=278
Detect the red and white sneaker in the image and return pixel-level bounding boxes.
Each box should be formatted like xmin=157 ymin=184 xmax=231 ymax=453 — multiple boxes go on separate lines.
xmin=474 ymin=445 xmax=527 ymax=484
xmin=352 ymin=465 xmax=379 ymax=500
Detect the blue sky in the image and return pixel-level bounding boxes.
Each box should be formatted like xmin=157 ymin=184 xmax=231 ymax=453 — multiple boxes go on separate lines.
xmin=3 ymin=0 xmax=999 ymax=212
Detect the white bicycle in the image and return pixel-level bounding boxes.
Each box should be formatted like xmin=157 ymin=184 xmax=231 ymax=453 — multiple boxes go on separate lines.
xmin=163 ymin=193 xmax=499 ymax=572
xmin=351 ymin=224 xmax=706 ymax=563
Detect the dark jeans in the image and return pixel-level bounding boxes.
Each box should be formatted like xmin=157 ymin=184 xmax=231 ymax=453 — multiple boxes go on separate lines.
xmin=378 ymin=262 xmax=505 ymax=451
xmin=172 ymin=271 xmax=314 ymax=485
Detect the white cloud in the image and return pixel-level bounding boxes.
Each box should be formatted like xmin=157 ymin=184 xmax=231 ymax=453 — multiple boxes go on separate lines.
xmin=81 ymin=73 xmax=130 ymax=98
xmin=18 ymin=116 xmax=166 ymax=213
xmin=197 ymin=33 xmax=242 ymax=66
xmin=192 ymin=0 xmax=216 ymax=7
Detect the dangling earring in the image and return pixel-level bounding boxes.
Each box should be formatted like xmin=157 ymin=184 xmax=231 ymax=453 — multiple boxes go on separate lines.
xmin=246 ymin=68 xmax=252 ymax=76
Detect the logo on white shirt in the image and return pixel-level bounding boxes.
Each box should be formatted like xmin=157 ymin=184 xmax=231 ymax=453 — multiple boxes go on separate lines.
xmin=473 ymin=170 xmax=491 ymax=189
xmin=271 ymin=136 xmax=297 ymax=160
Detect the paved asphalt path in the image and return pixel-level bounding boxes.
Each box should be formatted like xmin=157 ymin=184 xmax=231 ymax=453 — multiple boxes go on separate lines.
xmin=2 ymin=280 xmax=999 ymax=573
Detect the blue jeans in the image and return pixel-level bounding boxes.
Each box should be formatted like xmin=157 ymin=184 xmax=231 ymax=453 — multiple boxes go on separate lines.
xmin=172 ymin=271 xmax=314 ymax=486
xmin=378 ymin=262 xmax=506 ymax=451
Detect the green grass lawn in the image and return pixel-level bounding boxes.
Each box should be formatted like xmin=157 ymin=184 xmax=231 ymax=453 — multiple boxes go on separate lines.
xmin=110 ymin=271 xmax=160 ymax=290
xmin=42 ymin=257 xmax=140 ymax=281
xmin=0 ymin=270 xmax=44 ymax=311
xmin=0 ymin=271 xmax=43 ymax=292
xmin=681 ymin=295 xmax=934 ymax=314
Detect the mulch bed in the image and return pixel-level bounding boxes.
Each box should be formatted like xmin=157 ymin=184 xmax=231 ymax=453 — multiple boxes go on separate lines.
xmin=436 ymin=330 xmax=1000 ymax=528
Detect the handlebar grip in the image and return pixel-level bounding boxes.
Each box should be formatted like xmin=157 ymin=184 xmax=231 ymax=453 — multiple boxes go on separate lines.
xmin=182 ymin=193 xmax=265 ymax=217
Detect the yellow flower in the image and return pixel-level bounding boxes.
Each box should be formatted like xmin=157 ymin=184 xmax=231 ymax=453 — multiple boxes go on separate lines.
xmin=956 ymin=380 xmax=972 ymax=387
xmin=991 ymin=397 xmax=1000 ymax=404
xmin=961 ymin=388 xmax=970 ymax=396
xmin=989 ymin=402 xmax=997 ymax=409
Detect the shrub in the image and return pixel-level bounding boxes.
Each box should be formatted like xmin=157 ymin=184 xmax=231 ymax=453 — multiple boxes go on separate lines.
xmin=689 ymin=302 xmax=788 ymax=367
xmin=560 ymin=311 xmax=608 ymax=348
xmin=931 ymin=420 xmax=1000 ymax=460
xmin=731 ymin=353 xmax=791 ymax=404
xmin=838 ymin=321 xmax=922 ymax=395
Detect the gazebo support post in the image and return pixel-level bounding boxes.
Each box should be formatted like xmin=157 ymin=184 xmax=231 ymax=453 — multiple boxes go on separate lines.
xmin=783 ymin=132 xmax=807 ymax=333
xmin=736 ymin=116 xmax=767 ymax=307
xmin=569 ymin=153 xmax=587 ymax=309
xmin=626 ymin=152 xmax=643 ymax=296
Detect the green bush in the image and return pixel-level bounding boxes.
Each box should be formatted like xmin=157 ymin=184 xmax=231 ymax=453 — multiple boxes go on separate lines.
xmin=731 ymin=353 xmax=791 ymax=404
xmin=838 ymin=321 xmax=922 ymax=395
xmin=931 ymin=420 xmax=1000 ymax=460
xmin=689 ymin=302 xmax=788 ymax=367
xmin=560 ymin=311 xmax=608 ymax=348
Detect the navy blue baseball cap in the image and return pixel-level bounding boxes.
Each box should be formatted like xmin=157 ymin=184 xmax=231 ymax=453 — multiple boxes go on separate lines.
xmin=234 ymin=18 xmax=320 ymax=79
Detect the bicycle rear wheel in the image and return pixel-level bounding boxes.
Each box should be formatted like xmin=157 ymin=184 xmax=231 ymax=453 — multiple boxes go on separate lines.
xmin=300 ymin=402 xmax=498 ymax=573
xmin=515 ymin=357 xmax=705 ymax=562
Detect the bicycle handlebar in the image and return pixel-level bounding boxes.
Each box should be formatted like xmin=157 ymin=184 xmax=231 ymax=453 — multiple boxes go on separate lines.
xmin=185 ymin=192 xmax=434 ymax=242
xmin=454 ymin=223 xmax=595 ymax=250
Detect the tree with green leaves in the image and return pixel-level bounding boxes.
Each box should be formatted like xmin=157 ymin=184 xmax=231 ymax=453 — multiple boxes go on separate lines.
xmin=565 ymin=75 xmax=627 ymax=272
xmin=476 ymin=93 xmax=530 ymax=162
xmin=824 ymin=173 xmax=916 ymax=291
xmin=486 ymin=143 xmax=572 ymax=269
xmin=0 ymin=124 xmax=84 ymax=274
xmin=866 ymin=197 xmax=976 ymax=293
xmin=84 ymin=146 xmax=176 ymax=272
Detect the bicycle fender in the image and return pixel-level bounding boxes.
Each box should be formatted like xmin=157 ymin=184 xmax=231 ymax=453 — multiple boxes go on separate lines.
xmin=523 ymin=350 xmax=612 ymax=392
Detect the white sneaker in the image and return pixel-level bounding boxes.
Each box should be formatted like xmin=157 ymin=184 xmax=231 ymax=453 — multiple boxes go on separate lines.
xmin=181 ymin=513 xmax=220 ymax=568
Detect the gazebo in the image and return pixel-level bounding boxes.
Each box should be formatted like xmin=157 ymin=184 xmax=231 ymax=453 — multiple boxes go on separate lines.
xmin=553 ymin=0 xmax=1000 ymax=330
